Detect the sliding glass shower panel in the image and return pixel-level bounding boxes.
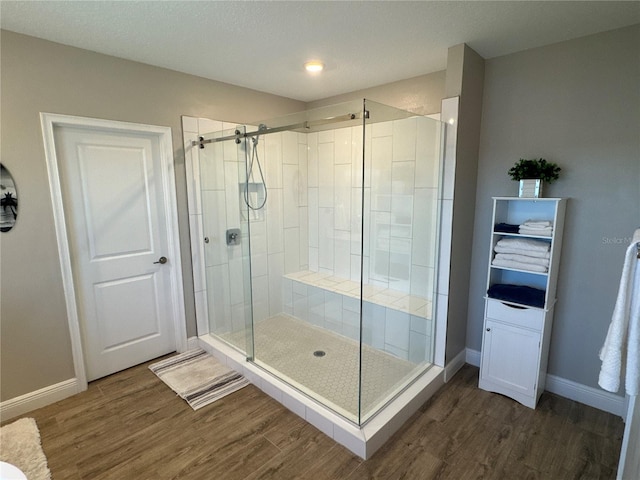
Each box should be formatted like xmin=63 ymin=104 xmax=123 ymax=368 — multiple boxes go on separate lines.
xmin=248 ymin=100 xmax=366 ymax=423
xmin=199 ymin=126 xmax=254 ymax=358
xmin=358 ymin=100 xmax=443 ymax=423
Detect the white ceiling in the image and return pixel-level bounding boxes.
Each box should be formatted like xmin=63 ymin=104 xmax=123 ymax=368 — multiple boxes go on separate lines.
xmin=1 ymin=1 xmax=639 ymax=102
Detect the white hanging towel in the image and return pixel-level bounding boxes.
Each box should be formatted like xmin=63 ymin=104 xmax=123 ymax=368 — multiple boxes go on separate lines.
xmin=598 ymin=229 xmax=640 ymax=395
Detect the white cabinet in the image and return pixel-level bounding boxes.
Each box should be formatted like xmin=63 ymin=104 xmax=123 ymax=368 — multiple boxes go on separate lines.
xmin=479 ymin=197 xmax=566 ymax=408
xmin=481 ymin=318 xmax=541 ymax=398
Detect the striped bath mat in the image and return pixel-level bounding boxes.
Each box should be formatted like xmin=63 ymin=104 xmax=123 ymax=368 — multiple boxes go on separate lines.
xmin=149 ymin=349 xmax=249 ymax=410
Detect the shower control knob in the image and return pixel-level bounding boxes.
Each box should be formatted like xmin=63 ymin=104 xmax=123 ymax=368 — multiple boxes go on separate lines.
xmin=154 ymin=256 xmax=168 ymax=265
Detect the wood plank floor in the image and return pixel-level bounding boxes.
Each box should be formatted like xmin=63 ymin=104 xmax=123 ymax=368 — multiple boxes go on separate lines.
xmin=4 ymin=359 xmax=624 ymax=479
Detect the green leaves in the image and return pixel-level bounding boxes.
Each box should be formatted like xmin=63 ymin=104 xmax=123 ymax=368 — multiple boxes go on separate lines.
xmin=508 ymin=158 xmax=561 ymax=183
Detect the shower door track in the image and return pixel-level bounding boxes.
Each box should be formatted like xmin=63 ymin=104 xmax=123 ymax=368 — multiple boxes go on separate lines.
xmin=193 ymin=111 xmax=367 ymax=148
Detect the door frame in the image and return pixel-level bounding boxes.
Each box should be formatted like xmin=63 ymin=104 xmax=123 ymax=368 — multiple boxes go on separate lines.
xmin=40 ymin=113 xmax=187 ymax=391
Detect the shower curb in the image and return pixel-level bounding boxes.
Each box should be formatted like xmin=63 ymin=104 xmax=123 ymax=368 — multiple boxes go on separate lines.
xmin=198 ymin=334 xmax=444 ymax=459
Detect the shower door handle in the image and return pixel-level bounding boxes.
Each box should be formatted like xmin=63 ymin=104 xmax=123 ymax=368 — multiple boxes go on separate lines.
xmin=153 ymin=256 xmax=168 ymax=265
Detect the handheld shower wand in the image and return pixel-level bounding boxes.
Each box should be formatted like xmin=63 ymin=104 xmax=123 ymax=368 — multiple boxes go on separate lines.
xmin=244 ymin=124 xmax=268 ymax=210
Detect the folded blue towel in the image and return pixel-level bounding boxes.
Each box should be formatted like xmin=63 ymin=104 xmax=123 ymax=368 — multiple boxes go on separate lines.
xmin=494 ymin=223 xmax=520 ymax=234
xmin=487 ymin=283 xmax=545 ymax=308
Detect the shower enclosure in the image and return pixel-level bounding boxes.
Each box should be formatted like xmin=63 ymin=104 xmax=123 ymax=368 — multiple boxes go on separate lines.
xmin=191 ymin=99 xmax=443 ymax=426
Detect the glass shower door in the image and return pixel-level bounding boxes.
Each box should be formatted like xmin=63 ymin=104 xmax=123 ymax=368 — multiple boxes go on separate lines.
xmin=358 ymin=100 xmax=443 ymax=423
xmin=245 ymin=101 xmax=367 ymax=424
xmin=199 ymin=126 xmax=254 ymax=359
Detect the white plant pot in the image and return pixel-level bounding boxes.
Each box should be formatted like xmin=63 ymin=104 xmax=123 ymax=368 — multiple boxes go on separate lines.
xmin=518 ymin=179 xmax=543 ymax=198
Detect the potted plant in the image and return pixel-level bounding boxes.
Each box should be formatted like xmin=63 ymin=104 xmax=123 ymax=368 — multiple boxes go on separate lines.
xmin=508 ymin=158 xmax=561 ymax=197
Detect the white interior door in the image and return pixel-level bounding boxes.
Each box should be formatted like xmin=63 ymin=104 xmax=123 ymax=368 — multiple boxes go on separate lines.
xmin=51 ymin=122 xmax=181 ymax=381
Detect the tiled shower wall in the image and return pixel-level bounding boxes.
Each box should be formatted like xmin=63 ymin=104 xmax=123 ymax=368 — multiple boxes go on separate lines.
xmin=292 ymin=116 xmax=441 ymax=362
xmin=252 ymin=130 xmax=310 ymax=321
xmin=183 ymin=118 xmax=311 ymax=336
xmin=307 ymin=117 xmax=441 ymax=297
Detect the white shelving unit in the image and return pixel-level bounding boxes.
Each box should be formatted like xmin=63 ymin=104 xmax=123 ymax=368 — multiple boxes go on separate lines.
xmin=479 ymin=197 xmax=567 ymax=408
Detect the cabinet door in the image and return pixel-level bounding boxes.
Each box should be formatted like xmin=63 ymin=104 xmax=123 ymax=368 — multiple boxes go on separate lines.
xmin=481 ymin=319 xmax=541 ymax=397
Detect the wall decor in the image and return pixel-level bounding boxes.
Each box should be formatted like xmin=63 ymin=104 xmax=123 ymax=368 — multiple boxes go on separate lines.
xmin=0 ymin=163 xmax=18 ymax=232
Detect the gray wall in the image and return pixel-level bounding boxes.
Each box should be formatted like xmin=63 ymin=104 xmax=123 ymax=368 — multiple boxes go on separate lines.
xmin=0 ymin=30 xmax=304 ymax=401
xmin=445 ymin=44 xmax=485 ymax=363
xmin=467 ymin=25 xmax=640 ymax=393
xmin=306 ymin=71 xmax=445 ymax=115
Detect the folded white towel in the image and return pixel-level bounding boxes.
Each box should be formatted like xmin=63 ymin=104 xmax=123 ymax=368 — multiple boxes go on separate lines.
xmin=496 ymin=237 xmax=550 ymax=253
xmin=494 ymin=245 xmax=551 ymax=259
xmin=599 ymin=230 xmax=640 ymax=395
xmin=494 ymin=253 xmax=550 ymax=267
xmin=492 ymin=258 xmax=548 ymax=273
xmin=521 ymin=219 xmax=553 ymax=228
xmin=519 ymin=227 xmax=553 ymax=237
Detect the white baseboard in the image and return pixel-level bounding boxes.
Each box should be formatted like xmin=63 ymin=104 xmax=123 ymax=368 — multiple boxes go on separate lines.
xmin=186 ymin=336 xmax=200 ymax=351
xmin=0 ymin=378 xmax=80 ymax=422
xmin=545 ymin=374 xmax=625 ymax=418
xmin=465 ymin=348 xmax=625 ymax=417
xmin=444 ymin=348 xmax=467 ymax=382
xmin=466 ymin=347 xmax=481 ymax=367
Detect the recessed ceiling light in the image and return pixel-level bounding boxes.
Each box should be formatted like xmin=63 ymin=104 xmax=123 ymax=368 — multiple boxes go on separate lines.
xmin=304 ymin=61 xmax=324 ymax=73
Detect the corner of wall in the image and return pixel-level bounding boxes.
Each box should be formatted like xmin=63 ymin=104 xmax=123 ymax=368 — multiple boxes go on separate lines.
xmin=444 ymin=44 xmax=465 ymax=98
xmin=442 ymin=43 xmax=485 ymax=364
xmin=444 ymin=348 xmax=467 ymax=382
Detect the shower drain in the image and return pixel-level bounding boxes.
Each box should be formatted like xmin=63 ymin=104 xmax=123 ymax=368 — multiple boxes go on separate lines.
xmin=313 ymin=350 xmax=326 ymax=357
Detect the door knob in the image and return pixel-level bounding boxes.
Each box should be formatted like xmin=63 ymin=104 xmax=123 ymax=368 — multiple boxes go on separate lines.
xmin=154 ymin=256 xmax=168 ymax=264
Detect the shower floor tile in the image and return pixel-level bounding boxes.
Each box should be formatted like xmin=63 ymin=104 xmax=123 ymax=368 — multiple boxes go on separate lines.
xmin=219 ymin=314 xmax=424 ymax=422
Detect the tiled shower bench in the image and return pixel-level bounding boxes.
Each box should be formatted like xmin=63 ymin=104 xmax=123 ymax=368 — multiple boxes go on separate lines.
xmin=282 ymin=270 xmax=433 ymax=363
